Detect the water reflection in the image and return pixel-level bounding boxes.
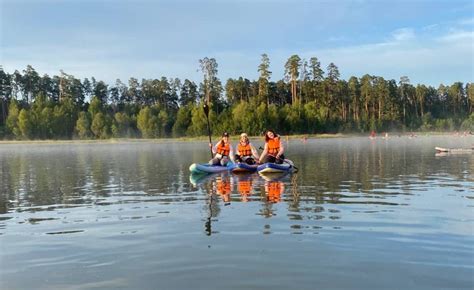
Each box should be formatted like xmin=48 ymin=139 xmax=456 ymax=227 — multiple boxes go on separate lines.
xmin=0 ymin=138 xmax=472 ymax=236
xmin=1 ymin=139 xmax=473 ymax=290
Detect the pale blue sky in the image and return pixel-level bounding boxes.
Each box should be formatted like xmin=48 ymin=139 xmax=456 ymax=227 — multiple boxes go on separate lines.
xmin=1 ymin=0 xmax=473 ymax=86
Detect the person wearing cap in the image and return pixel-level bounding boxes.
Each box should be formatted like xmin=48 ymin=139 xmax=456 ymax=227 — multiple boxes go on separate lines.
xmin=234 ymin=133 xmax=259 ymax=165
xmin=209 ymin=132 xmax=234 ymax=166
xmin=258 ymin=129 xmax=285 ymax=164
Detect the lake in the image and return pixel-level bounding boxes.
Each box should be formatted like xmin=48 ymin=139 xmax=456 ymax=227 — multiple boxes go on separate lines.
xmin=0 ymin=135 xmax=473 ymax=290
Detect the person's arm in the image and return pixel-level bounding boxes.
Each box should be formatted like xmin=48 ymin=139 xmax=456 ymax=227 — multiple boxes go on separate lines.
xmin=258 ymin=143 xmax=268 ymax=163
xmin=209 ymin=142 xmax=217 ymax=155
xmin=250 ymin=143 xmax=260 ymax=160
xmin=276 ymin=139 xmax=284 ymax=159
xmin=229 ymin=145 xmax=235 ymax=162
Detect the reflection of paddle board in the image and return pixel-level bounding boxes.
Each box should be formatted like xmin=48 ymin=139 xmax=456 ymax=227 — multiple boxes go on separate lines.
xmin=189 ymin=162 xmax=235 ymax=174
xmin=435 ymin=147 xmax=474 ymax=154
xmin=257 ymin=159 xmax=294 ymax=174
xmin=232 ymin=162 xmax=258 ymax=173
xmin=259 ymin=171 xmax=290 ymax=182
xmin=189 ymin=172 xmax=217 ymax=186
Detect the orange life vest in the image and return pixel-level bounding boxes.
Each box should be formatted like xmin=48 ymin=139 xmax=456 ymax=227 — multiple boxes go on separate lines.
xmin=217 ymin=180 xmax=231 ymax=195
xmin=266 ymin=181 xmax=282 ymax=203
xmin=238 ymin=180 xmax=252 ymax=195
xmin=267 ymin=136 xmax=280 ymax=155
xmin=216 ymin=142 xmax=230 ymax=156
xmin=237 ymin=143 xmax=252 ymax=157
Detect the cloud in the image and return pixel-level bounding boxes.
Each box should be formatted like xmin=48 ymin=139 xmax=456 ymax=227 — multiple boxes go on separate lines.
xmin=391 ymin=28 xmax=416 ymax=42
xmin=458 ymin=18 xmax=474 ymax=26
xmin=265 ymin=26 xmax=473 ymax=86
xmin=2 ymin=18 xmax=472 ymax=88
xmin=437 ymin=30 xmax=474 ymax=42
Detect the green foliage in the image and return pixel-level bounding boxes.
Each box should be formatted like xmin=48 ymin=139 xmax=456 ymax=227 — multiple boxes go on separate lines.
xmin=112 ymin=112 xmax=132 ymax=137
xmin=75 ymin=112 xmax=92 ymax=139
xmin=232 ymin=101 xmax=252 ymax=133
xmin=53 ymin=98 xmax=78 ymax=138
xmin=281 ymin=104 xmax=304 ymax=134
xmin=460 ymin=113 xmax=474 ymax=131
xmin=1 ymin=64 xmax=472 ymax=140
xmin=137 ymin=106 xmax=160 ymax=138
xmin=420 ymin=112 xmax=434 ymax=131
xmin=91 ymin=112 xmax=111 ymax=139
xmin=88 ymin=96 xmax=102 ymax=116
xmin=6 ymin=100 xmax=21 ymax=137
xmin=18 ymin=109 xmax=33 ymax=139
xmin=304 ymin=101 xmax=319 ymax=133
xmin=39 ymin=107 xmax=54 ymax=138
xmin=172 ymin=104 xmax=192 ymax=137
xmin=434 ymin=118 xmax=456 ymax=131
xmin=188 ymin=103 xmax=216 ymax=137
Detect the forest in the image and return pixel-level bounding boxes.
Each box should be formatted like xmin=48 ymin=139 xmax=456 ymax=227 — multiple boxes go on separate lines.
xmin=1 ymin=54 xmax=473 ymax=140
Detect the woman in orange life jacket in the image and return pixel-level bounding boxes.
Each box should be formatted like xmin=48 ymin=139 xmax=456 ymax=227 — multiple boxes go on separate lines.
xmin=215 ymin=175 xmax=232 ymax=204
xmin=234 ymin=133 xmax=260 ymax=165
xmin=258 ymin=129 xmax=285 ymax=164
xmin=265 ymin=180 xmax=284 ymax=203
xmin=209 ymin=132 xmax=234 ymax=166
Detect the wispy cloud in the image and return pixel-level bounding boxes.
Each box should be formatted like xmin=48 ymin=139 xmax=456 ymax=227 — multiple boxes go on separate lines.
xmin=1 ymin=1 xmax=472 ymax=87
xmin=391 ymin=28 xmax=416 ymax=42
xmin=437 ymin=30 xmax=474 ymax=42
xmin=458 ymin=18 xmax=474 ymax=26
xmin=267 ymin=25 xmax=473 ymax=86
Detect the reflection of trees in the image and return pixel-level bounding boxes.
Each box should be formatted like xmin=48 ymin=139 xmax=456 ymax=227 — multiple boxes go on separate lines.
xmin=293 ymin=140 xmax=473 ymax=196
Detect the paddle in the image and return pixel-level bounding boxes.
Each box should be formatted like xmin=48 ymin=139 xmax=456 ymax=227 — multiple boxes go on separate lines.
xmin=203 ymin=103 xmax=213 ymax=159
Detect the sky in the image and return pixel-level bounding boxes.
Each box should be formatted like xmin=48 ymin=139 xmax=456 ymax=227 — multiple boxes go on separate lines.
xmin=1 ymin=0 xmax=473 ymax=87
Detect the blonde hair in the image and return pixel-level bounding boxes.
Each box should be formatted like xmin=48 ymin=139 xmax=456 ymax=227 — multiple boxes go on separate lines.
xmin=240 ymin=133 xmax=249 ymax=143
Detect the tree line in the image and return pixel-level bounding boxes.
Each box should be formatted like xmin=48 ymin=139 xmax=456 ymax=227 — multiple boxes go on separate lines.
xmin=1 ymin=54 xmax=473 ymax=140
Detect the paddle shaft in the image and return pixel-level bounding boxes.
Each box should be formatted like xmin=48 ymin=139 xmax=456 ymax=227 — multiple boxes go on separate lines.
xmin=203 ymin=103 xmax=213 ymax=159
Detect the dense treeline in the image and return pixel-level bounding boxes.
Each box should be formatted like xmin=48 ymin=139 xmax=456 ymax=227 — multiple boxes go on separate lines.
xmin=1 ymin=54 xmax=473 ymax=140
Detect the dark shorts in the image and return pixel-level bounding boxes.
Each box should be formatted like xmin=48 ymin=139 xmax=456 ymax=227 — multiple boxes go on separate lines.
xmin=234 ymin=155 xmax=256 ymax=165
xmin=262 ymin=154 xmax=285 ymax=164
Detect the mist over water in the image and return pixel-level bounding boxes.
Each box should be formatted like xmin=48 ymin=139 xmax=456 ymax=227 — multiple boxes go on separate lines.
xmin=0 ymin=135 xmax=473 ymax=290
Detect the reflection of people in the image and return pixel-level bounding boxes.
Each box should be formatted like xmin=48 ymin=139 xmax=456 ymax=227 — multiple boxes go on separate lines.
xmin=209 ymin=132 xmax=234 ymax=166
xmin=235 ymin=133 xmax=259 ymax=165
xmin=259 ymin=129 xmax=285 ymax=164
xmin=265 ymin=181 xmax=284 ymax=203
xmin=215 ymin=176 xmax=232 ymax=203
xmin=237 ymin=179 xmax=252 ymax=202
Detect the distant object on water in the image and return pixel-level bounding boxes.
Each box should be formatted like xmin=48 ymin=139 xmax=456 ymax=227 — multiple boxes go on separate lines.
xmin=435 ymin=146 xmax=474 ymax=154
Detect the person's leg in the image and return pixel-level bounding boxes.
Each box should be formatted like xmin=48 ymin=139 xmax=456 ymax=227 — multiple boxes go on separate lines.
xmin=263 ymin=155 xmax=276 ymax=163
xmin=234 ymin=154 xmax=242 ymax=163
xmin=244 ymin=157 xmax=255 ymax=165
xmin=209 ymin=157 xmax=220 ymax=165
xmin=220 ymin=156 xmax=229 ymax=166
xmin=275 ymin=154 xmax=285 ymax=164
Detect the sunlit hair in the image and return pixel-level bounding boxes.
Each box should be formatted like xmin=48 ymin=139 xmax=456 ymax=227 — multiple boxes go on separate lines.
xmin=265 ymin=129 xmax=277 ymax=142
xmin=240 ymin=133 xmax=249 ymax=144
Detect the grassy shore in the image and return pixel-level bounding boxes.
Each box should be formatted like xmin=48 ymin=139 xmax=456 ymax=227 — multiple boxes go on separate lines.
xmin=0 ymin=132 xmax=469 ymax=145
xmin=0 ymin=133 xmax=346 ymax=145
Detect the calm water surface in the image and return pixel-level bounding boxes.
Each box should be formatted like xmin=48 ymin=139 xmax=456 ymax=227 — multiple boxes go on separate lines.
xmin=0 ymin=136 xmax=473 ymax=290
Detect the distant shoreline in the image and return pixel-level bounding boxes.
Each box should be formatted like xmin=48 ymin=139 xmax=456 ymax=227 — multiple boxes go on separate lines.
xmin=1 ymin=132 xmax=471 ymax=145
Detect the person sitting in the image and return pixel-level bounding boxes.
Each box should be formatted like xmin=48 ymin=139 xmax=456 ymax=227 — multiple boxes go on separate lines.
xmin=258 ymin=129 xmax=285 ymax=164
xmin=234 ymin=133 xmax=260 ymax=165
xmin=209 ymin=132 xmax=234 ymax=166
